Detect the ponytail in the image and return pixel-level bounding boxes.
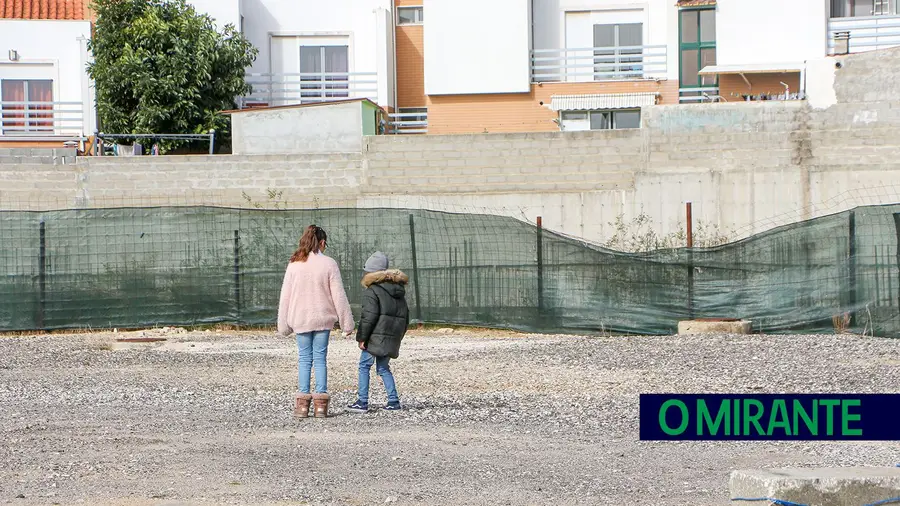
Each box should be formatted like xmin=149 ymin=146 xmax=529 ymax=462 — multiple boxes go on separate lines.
xmin=290 ymin=225 xmax=327 ymax=263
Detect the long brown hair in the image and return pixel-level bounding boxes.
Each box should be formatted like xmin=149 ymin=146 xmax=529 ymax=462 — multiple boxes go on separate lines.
xmin=290 ymin=225 xmax=327 ymax=263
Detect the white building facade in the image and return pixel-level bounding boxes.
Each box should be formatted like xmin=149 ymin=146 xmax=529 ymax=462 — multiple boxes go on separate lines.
xmin=3 ymin=0 xmax=900 ymax=146
xmin=234 ymin=0 xmax=395 ymax=111
xmin=0 ymin=19 xmax=95 ymax=145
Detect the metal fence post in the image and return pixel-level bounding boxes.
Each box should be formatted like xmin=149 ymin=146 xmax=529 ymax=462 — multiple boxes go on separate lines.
xmin=38 ymin=220 xmax=46 ymax=330
xmin=686 ymin=203 xmax=695 ymax=320
xmin=209 ymin=129 xmax=216 ymax=155
xmin=233 ymin=229 xmax=241 ymax=318
xmin=409 ymin=214 xmax=423 ymax=323
xmin=537 ymin=216 xmax=544 ymax=313
xmin=849 ymin=210 xmax=857 ymax=326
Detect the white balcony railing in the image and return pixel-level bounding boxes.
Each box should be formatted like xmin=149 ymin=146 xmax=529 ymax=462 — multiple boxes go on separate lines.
xmin=388 ymin=112 xmax=427 ymax=134
xmin=238 ymin=72 xmax=379 ymax=109
xmin=828 ymin=14 xmax=900 ymax=54
xmin=678 ymin=87 xmax=721 ymax=104
xmin=0 ymin=101 xmax=85 ymax=139
xmin=531 ymin=45 xmax=667 ymax=83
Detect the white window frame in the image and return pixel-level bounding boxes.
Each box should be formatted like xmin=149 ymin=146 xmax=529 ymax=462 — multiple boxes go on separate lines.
xmin=559 ymin=108 xmax=641 ymax=131
xmin=0 ymin=78 xmax=56 ymax=135
xmin=298 ymin=44 xmax=351 ymax=99
xmin=397 ymin=6 xmax=424 ymax=25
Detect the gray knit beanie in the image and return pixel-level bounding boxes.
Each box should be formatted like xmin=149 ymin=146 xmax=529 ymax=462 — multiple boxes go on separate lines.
xmin=363 ymin=251 xmax=389 ymax=273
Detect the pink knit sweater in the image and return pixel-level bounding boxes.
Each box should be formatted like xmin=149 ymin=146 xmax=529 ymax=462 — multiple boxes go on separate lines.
xmin=277 ymin=253 xmax=355 ymax=336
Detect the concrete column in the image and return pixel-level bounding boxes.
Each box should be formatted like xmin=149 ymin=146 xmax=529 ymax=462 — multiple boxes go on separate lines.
xmin=375 ymin=7 xmax=395 ymax=109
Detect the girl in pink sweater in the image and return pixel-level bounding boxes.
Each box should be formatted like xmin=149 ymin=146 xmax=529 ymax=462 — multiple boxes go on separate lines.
xmin=277 ymin=225 xmax=355 ymax=419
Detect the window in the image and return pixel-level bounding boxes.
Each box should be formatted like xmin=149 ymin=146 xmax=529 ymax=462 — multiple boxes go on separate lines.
xmin=560 ymin=109 xmax=640 ymax=131
xmin=397 ymin=6 xmax=423 ymax=25
xmin=832 ymin=0 xmax=898 ymax=16
xmin=1 ymin=79 xmax=53 ymax=135
xmin=593 ymin=23 xmax=644 ymax=79
xmin=679 ymin=8 xmax=717 ymax=101
xmin=299 ymin=46 xmax=349 ymax=99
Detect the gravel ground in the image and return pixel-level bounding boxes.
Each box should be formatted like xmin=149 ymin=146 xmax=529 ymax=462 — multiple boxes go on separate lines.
xmin=0 ymin=328 xmax=899 ymax=506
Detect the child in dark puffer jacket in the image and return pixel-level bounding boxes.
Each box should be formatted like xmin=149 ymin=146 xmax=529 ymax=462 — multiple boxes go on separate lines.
xmin=347 ymin=251 xmax=410 ymax=413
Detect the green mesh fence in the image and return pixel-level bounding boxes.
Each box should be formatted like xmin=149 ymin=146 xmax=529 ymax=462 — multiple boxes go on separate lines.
xmin=0 ymin=205 xmax=897 ymax=337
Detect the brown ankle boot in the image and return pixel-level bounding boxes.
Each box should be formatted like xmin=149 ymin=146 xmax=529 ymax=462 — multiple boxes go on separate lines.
xmin=312 ymin=393 xmax=330 ymax=418
xmin=294 ymin=393 xmax=312 ymax=419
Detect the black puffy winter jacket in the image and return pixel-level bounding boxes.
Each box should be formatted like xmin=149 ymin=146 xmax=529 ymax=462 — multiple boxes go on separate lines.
xmin=357 ymin=270 xmax=410 ymax=358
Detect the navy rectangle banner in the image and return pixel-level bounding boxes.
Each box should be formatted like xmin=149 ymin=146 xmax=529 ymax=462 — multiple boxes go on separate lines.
xmin=639 ymin=394 xmax=900 ymax=441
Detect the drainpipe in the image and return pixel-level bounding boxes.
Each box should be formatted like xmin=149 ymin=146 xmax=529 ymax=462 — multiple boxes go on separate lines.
xmin=530 ymin=0 xmax=535 ymax=79
xmin=800 ymin=61 xmax=807 ymax=98
xmin=392 ymin=2 xmax=398 ymax=112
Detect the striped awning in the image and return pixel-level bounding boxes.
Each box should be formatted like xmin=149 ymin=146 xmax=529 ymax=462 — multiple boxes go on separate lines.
xmin=549 ymin=92 xmax=658 ymax=112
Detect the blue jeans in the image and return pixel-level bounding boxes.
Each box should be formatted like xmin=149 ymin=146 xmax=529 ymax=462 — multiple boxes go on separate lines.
xmin=297 ymin=330 xmax=330 ymax=394
xmin=358 ymin=350 xmax=399 ymax=404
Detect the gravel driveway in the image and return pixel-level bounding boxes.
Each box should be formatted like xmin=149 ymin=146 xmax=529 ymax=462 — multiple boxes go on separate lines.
xmin=1 ymin=328 xmax=899 ymax=505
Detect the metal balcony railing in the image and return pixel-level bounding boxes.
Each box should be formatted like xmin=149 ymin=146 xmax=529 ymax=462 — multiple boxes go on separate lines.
xmin=828 ymin=14 xmax=900 ymax=54
xmin=388 ymin=112 xmax=427 ymax=134
xmin=678 ymin=87 xmax=721 ymax=104
xmin=0 ymin=101 xmax=85 ymax=139
xmin=238 ymin=72 xmax=379 ymax=109
xmin=531 ymin=44 xmax=668 ymax=82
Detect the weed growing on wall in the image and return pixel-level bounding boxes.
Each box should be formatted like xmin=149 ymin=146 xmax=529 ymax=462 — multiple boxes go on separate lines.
xmin=603 ymin=211 xmax=733 ymax=252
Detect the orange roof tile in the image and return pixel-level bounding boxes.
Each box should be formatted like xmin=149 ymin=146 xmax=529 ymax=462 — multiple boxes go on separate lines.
xmin=0 ymin=0 xmax=90 ymax=20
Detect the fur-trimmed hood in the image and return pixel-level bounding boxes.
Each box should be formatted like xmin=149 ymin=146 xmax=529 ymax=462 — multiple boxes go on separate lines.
xmin=361 ymin=269 xmax=409 ymax=288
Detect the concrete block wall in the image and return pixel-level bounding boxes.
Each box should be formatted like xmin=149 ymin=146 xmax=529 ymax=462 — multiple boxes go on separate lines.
xmin=1 ymin=153 xmax=365 ymax=211
xmin=360 ymin=101 xmax=820 ymax=240
xmin=363 ymin=130 xmax=640 ymax=194
xmin=0 ymin=148 xmax=77 ymax=166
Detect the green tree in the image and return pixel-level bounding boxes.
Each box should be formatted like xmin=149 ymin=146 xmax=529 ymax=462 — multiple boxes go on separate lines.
xmin=87 ymin=0 xmax=258 ymax=152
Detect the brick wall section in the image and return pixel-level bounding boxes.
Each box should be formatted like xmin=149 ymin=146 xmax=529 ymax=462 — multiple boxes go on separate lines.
xmin=426 ymin=80 xmax=679 ymax=134
xmin=395 ymin=25 xmax=426 ymax=108
xmin=718 ymin=73 xmax=802 ymax=101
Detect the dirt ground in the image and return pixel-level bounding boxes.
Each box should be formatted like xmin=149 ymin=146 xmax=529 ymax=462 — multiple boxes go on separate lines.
xmin=0 ymin=327 xmax=899 ymax=505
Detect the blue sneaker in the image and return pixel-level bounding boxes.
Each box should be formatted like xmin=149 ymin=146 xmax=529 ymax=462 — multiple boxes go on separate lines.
xmin=347 ymin=400 xmax=368 ymax=413
xmin=384 ymin=401 xmax=402 ymax=411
